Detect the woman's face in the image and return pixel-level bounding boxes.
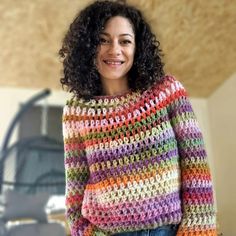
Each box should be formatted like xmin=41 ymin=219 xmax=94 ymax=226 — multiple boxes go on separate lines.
xmin=96 ymin=16 xmax=136 ymax=83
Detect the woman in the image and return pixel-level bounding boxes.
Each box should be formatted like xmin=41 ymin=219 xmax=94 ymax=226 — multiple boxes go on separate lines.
xmin=59 ymin=1 xmax=216 ymax=235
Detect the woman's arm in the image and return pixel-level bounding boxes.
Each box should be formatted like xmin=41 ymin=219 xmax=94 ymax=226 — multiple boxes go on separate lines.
xmin=63 ymin=103 xmax=107 ymax=236
xmin=164 ymin=76 xmax=217 ymax=236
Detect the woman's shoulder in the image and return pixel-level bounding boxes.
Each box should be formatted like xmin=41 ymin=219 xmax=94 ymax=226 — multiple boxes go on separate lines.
xmin=64 ymin=97 xmax=80 ymax=107
xmin=62 ymin=96 xmax=86 ymax=117
xmin=150 ymin=74 xmax=187 ymax=95
xmin=153 ymin=74 xmax=184 ymax=89
xmin=140 ymin=74 xmax=188 ymax=105
xmin=64 ymin=95 xmax=92 ymax=108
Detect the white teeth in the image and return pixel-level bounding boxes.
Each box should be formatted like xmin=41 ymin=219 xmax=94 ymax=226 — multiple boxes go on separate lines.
xmin=105 ymin=61 xmax=123 ymax=65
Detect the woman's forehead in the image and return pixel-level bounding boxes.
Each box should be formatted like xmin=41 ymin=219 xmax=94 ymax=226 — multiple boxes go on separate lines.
xmin=102 ymin=16 xmax=135 ymax=35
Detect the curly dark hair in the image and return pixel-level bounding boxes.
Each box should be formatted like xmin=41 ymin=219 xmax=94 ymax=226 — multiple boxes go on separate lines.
xmin=59 ymin=0 xmax=165 ymax=99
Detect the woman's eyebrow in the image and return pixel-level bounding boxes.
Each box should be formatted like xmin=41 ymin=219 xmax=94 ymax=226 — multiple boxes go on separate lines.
xmin=100 ymin=32 xmax=134 ymax=38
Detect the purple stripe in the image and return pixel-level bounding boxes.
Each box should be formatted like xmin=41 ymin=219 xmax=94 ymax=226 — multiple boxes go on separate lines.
xmin=65 ymin=156 xmax=87 ymax=165
xmin=67 ymin=180 xmax=86 ymax=189
xmin=86 ymin=129 xmax=175 ymax=165
xmin=89 ymin=148 xmax=179 ymax=184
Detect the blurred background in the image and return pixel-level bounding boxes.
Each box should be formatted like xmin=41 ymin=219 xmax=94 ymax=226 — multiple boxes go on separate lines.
xmin=0 ymin=0 xmax=235 ymax=235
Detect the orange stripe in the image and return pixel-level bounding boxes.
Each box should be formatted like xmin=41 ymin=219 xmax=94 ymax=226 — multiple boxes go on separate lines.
xmin=86 ymin=167 xmax=176 ymax=191
xmin=177 ymin=228 xmax=217 ymax=236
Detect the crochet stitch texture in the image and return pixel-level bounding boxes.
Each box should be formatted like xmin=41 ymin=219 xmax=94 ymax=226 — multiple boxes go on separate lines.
xmin=63 ymin=75 xmax=216 ymax=236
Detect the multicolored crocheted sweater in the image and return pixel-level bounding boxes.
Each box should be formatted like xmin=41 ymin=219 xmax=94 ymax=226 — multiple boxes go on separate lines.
xmin=62 ymin=75 xmax=216 ymax=236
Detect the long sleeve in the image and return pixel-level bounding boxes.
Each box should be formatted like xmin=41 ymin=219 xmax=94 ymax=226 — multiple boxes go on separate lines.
xmin=165 ymin=76 xmax=217 ymax=235
xmin=63 ymin=104 xmax=107 ymax=236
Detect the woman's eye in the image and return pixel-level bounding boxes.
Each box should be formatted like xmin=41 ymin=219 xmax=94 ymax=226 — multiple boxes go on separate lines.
xmin=99 ymin=38 xmax=132 ymax=45
xmin=120 ymin=40 xmax=132 ymax=45
xmin=99 ymin=38 xmax=109 ymax=44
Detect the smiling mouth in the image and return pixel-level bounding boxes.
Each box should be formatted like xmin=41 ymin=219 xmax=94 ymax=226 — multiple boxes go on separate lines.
xmin=103 ymin=60 xmax=125 ymax=65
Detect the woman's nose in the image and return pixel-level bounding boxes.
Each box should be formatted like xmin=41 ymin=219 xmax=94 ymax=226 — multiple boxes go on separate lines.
xmin=108 ymin=42 xmax=121 ymax=55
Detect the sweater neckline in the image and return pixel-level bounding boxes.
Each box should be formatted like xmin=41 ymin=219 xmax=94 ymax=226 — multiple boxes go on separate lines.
xmin=93 ymin=89 xmax=135 ymax=101
xmin=69 ymin=75 xmax=172 ymax=108
xmin=74 ymin=89 xmax=142 ymax=108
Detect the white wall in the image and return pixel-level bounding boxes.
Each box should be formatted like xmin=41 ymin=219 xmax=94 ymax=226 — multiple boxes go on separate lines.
xmin=208 ymin=73 xmax=236 ymax=236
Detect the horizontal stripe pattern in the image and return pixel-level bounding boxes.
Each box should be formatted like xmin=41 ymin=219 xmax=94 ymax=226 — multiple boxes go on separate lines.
xmin=63 ymin=75 xmax=216 ymax=236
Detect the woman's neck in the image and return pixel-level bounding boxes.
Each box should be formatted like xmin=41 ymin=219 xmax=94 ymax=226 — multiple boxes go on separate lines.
xmin=101 ymin=78 xmax=130 ymax=96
